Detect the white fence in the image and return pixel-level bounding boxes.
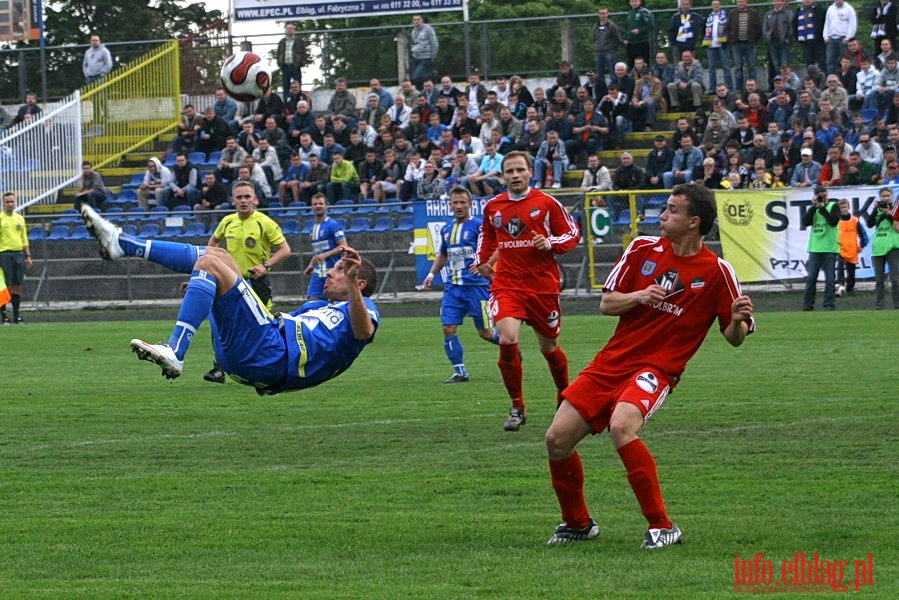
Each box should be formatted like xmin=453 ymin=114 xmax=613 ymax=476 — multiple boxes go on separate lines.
xmin=0 ymin=91 xmax=83 ymax=209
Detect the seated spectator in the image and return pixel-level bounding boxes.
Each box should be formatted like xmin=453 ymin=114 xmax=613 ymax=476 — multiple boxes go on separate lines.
xmin=673 ymin=116 xmax=701 ymax=150
xmin=530 ymin=87 xmax=551 ymax=119
xmin=609 ymin=62 xmax=636 ymax=101
xmin=856 ymin=132 xmax=884 ymax=171
xmin=435 ymin=127 xmax=458 ymax=156
xmin=331 ymin=116 xmax=352 ymax=147
xmin=496 ymin=106 xmax=522 ymax=148
xmin=386 ymin=94 xmax=412 ymax=128
xmin=416 ymin=160 xmax=446 ymax=200
xmin=534 ymin=129 xmax=569 ymax=189
xmin=137 ymin=157 xmax=173 ymax=209
xmin=373 ymin=148 xmax=404 ymax=202
xmin=318 ymin=132 xmax=347 ymax=166
xmin=215 ymin=136 xmax=247 ymax=183
xmin=548 ymin=60 xmax=579 ymax=99
xmin=477 ymin=105 xmax=499 ymax=148
xmin=643 ymin=135 xmax=675 ymax=189
xmin=73 ymin=161 xmax=107 ymax=210
xmin=436 ymin=76 xmax=462 ymax=108
xmin=392 ymin=134 xmax=414 ymax=165
xmin=296 ymin=132 xmax=321 ymax=163
xmin=252 ymin=87 xmax=286 ymax=130
xmin=819 ymin=75 xmax=849 ymax=114
xmin=401 ymin=151 xmax=427 ymax=200
xmin=666 ymin=50 xmax=705 ymax=111
xmin=327 ymin=78 xmax=357 ymax=122
xmin=695 ymin=157 xmax=726 ymax=189
xmin=768 ymin=93 xmax=794 ymax=131
xmin=195 ymin=107 xmax=230 ymax=157
xmin=414 ymin=134 xmax=436 ymax=161
xmin=161 ymin=153 xmax=201 ymax=208
xmin=325 ymin=149 xmax=360 ymax=203
xmin=520 ymin=118 xmax=546 ymax=157
xmin=433 ymin=95 xmax=455 ymax=126
xmin=259 ymin=116 xmax=293 ymax=165
xmin=457 ymin=131 xmax=485 ymax=163
xmin=612 ymin=152 xmax=643 ymax=191
xmin=815 ymin=113 xmax=840 ymax=148
xmin=598 ymin=85 xmax=629 ymax=150
xmin=843 ymin=57 xmax=865 ymax=108
xmin=735 ymin=78 xmax=768 ymax=113
xmin=729 ymin=115 xmax=756 ymax=151
xmin=465 ymin=142 xmax=504 ymax=196
xmin=195 ymin=171 xmax=228 ymax=223
xmin=864 ymin=54 xmax=899 ymax=112
xmin=723 ymin=152 xmax=749 ymax=188
xmin=580 ymin=154 xmax=612 ymax=193
xmin=357 ymin=119 xmax=378 ymax=147
xmin=740 ymin=93 xmax=768 ymax=131
xmin=299 ymin=154 xmax=330 ymax=203
xmin=769 ymin=162 xmax=789 ymax=187
xmin=212 ymin=88 xmax=240 ymax=135
xmin=701 ymin=113 xmax=731 ymax=149
xmin=237 ymin=121 xmax=260 ymax=154
xmin=545 ymin=105 xmax=573 ymax=141
xmin=567 ymin=98 xmax=608 ymax=168
xmin=506 ymin=93 xmax=528 ymax=120
xmin=775 ymin=132 xmax=801 ymax=180
xmin=357 ymin=149 xmax=384 ymax=199
xmin=714 ymin=83 xmax=738 ymax=112
xmin=663 ymin=135 xmax=704 ymax=188
xmin=284 ymin=79 xmax=312 ymax=116
xmin=631 ymin=68 xmax=663 ymax=132
xmin=232 ymin=165 xmax=265 ymax=202
xmin=451 ymin=106 xmax=479 ymax=139
xmin=792 ymin=93 xmax=819 ymax=129
xmin=651 ymin=51 xmax=675 ymax=89
xmin=368 ymin=78 xmax=393 ymax=109
xmin=741 ymin=134 xmax=774 ymax=169
xmin=287 ymin=100 xmax=315 ymax=146
xmin=845 ymin=151 xmax=879 ymax=185
xmin=819 ymin=145 xmax=849 ymax=186
xmin=253 ymin=138 xmax=283 ymax=192
xmin=403 ymin=111 xmax=428 ymax=143
xmin=243 ymin=155 xmax=272 ymax=200
xmin=277 ymin=153 xmax=309 ymax=205
xmin=549 ymin=88 xmax=572 ymax=116
xmin=446 ymin=149 xmax=480 ymax=190
xmin=171 ymin=104 xmax=199 ymax=154
xmin=344 ymin=130 xmax=370 ymax=167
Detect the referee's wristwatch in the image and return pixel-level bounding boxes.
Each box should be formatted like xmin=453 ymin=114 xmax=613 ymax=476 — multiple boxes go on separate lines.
xmin=263 ymin=261 xmax=271 ymax=271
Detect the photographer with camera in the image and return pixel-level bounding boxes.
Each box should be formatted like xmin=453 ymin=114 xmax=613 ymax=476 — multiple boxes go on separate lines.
xmin=865 ymin=188 xmax=899 ymax=310
xmin=802 ymin=185 xmax=841 ymax=311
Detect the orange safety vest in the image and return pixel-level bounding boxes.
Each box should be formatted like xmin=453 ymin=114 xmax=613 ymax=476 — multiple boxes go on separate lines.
xmin=838 ymin=215 xmax=861 ymax=263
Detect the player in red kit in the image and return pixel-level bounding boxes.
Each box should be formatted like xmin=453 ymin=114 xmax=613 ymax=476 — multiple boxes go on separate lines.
xmin=474 ymin=151 xmax=581 ymax=431
xmin=544 ymin=183 xmax=755 ymax=547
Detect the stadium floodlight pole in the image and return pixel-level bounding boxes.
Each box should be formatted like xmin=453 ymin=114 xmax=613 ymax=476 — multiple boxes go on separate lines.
xmin=463 ymin=0 xmax=471 ymax=77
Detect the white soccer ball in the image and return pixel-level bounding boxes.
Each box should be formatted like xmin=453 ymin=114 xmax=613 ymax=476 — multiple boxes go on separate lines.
xmin=835 ymin=284 xmax=845 ymax=297
xmin=220 ymin=51 xmax=271 ymax=102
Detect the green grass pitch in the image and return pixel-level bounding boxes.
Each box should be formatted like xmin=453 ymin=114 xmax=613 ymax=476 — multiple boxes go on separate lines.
xmin=0 ymin=311 xmax=896 ymax=598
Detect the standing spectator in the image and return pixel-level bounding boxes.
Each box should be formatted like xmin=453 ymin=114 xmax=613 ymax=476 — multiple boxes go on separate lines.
xmin=666 ymin=50 xmax=705 ymax=111
xmin=474 ymin=151 xmax=581 ymax=431
xmin=410 ymin=14 xmax=439 ymax=88
xmin=866 ymin=187 xmax=899 ymax=309
xmin=0 ymin=192 xmax=31 ymax=325
xmin=667 ymin=0 xmax=705 ymax=62
xmin=824 ymin=0 xmax=858 ymax=76
xmin=82 ymin=34 xmax=113 ymax=84
xmin=138 ymin=157 xmax=173 ymax=209
xmin=276 ymin=23 xmax=307 ymax=97
xmin=624 ymin=0 xmax=655 ymax=70
xmin=727 ymin=0 xmax=763 ymax=93
xmin=421 ymin=187 xmax=499 ymax=383
xmin=631 ymin=68 xmax=663 ymax=132
xmin=543 ymin=183 xmax=754 ymax=548
xmin=703 ymin=0 xmax=734 ymax=91
xmin=870 ymin=0 xmax=897 ymax=56
xmin=763 ymin=0 xmax=795 ymax=85
xmin=73 ymin=161 xmax=108 ymax=210
xmin=802 ymin=186 xmax=840 ymax=311
xmin=593 ymin=6 xmax=622 ymax=83
xmin=795 ymin=0 xmax=827 ymax=75
xmin=304 ymin=193 xmax=348 ymax=301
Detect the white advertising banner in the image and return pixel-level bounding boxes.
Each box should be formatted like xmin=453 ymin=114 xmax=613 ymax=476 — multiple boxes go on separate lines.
xmin=233 ymin=0 xmax=464 ymax=21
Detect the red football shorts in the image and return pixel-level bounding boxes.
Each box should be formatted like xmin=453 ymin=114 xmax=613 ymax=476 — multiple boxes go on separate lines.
xmin=488 ymin=290 xmax=562 ymax=339
xmin=562 ymin=365 xmax=671 ymax=433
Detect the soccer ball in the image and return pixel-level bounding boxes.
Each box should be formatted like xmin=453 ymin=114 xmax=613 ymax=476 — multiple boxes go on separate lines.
xmin=220 ymin=51 xmax=271 ymax=102
xmin=835 ymin=284 xmax=845 ymax=297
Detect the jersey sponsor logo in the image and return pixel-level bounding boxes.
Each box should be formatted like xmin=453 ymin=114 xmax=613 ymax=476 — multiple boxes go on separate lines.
xmin=635 ymin=371 xmax=659 ymax=393
xmin=504 ymin=216 xmax=527 ymax=238
xmin=642 ymin=260 xmax=657 ymax=276
xmin=498 ymin=239 xmax=534 ymax=249
xmin=299 ymin=304 xmax=347 ymax=330
xmin=492 ymin=211 xmax=503 ymax=229
xmin=529 ymin=208 xmax=541 ymax=218
xmin=691 ymin=277 xmax=706 ymax=289
xmin=656 ymin=269 xmax=684 ymax=297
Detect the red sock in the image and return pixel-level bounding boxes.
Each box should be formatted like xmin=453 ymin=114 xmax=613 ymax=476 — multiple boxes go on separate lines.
xmin=617 ymin=439 xmax=672 ymax=530
xmin=548 ymin=452 xmax=591 ymax=529
xmin=541 ymin=346 xmax=569 ymax=405
xmin=498 ymin=343 xmax=523 ymax=408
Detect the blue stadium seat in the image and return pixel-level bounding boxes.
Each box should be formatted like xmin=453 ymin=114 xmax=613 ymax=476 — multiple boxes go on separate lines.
xmin=188 ymin=151 xmax=208 ymax=166
xmin=370 ymin=216 xmax=394 ymax=232
xmin=158 ymin=225 xmax=183 ymax=238
xmin=394 ymin=216 xmax=414 ymax=231
xmin=206 ymin=151 xmax=223 ymax=166
xmin=53 ymin=209 xmax=81 ymax=225
xmin=279 ymin=219 xmax=300 ymax=235
xmin=267 ymin=201 xmax=284 ymax=218
xmin=356 ymin=198 xmax=378 ymax=214
xmin=333 ymin=217 xmax=348 ymax=231
xmin=179 ymin=222 xmax=207 ymax=238
xmin=113 ymin=189 xmax=138 ymax=205
xmin=860 ymin=108 xmax=880 ymax=124
xmin=126 ymin=206 xmax=148 ymax=222
xmin=613 ymin=209 xmax=631 ymax=227
xmin=121 ymin=224 xmax=138 ymax=236
xmin=47 ymin=225 xmax=71 ymax=240
xmin=300 ymin=219 xmax=315 ymax=235
xmin=138 ymin=223 xmax=161 ymax=237
xmin=28 ymin=226 xmax=47 ymax=241
xmin=102 ymin=207 xmax=126 ymax=223
xmin=330 ymin=199 xmax=355 ymax=215
xmin=121 ymin=173 xmax=144 ymax=189
xmin=347 ymin=217 xmax=372 ymax=233
xmin=69 ymin=225 xmax=91 ymax=240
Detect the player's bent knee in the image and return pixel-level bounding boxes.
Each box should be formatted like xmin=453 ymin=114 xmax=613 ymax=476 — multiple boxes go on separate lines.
xmin=545 ymin=426 xmax=576 ymax=459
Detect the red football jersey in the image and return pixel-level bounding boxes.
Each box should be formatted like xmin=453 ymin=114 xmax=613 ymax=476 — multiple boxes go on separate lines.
xmin=593 ymin=236 xmax=753 ymax=383
xmin=476 ymin=188 xmax=581 ymax=294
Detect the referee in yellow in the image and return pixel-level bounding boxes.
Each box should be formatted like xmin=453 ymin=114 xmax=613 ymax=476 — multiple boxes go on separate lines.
xmin=1 ymin=192 xmax=32 ymax=325
xmin=202 ymin=184 xmax=292 ymax=382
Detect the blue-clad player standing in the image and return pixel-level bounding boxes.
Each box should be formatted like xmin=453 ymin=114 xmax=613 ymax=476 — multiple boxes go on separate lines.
xmin=304 ymin=193 xmax=348 ymax=300
xmin=423 ymin=187 xmax=499 ymax=383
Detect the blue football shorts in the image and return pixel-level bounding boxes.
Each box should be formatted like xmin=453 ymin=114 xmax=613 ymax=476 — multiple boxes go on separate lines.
xmin=441 ymin=284 xmax=491 ymax=329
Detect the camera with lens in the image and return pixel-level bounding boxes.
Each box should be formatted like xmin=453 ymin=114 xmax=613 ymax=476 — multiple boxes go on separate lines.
xmin=877 ymin=199 xmax=892 ymax=209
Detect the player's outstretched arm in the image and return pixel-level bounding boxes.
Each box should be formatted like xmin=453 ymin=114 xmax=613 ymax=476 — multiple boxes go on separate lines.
xmin=723 ymin=294 xmax=754 ymax=347
xmin=600 ymin=285 xmax=666 ymax=316
xmin=343 ymin=247 xmax=377 ymax=341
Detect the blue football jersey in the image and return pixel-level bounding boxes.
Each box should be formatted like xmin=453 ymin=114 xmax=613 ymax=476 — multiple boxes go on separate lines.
xmin=309 ymin=217 xmax=346 ymax=277
xmin=277 ymin=297 xmax=380 ymax=391
xmin=438 ymin=217 xmax=490 ymax=287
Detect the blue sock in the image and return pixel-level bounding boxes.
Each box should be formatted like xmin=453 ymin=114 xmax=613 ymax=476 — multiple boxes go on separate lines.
xmin=136 ymin=238 xmax=205 ymax=274
xmin=444 ymin=334 xmax=466 ymax=376
xmin=167 ymin=270 xmax=217 ymax=360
